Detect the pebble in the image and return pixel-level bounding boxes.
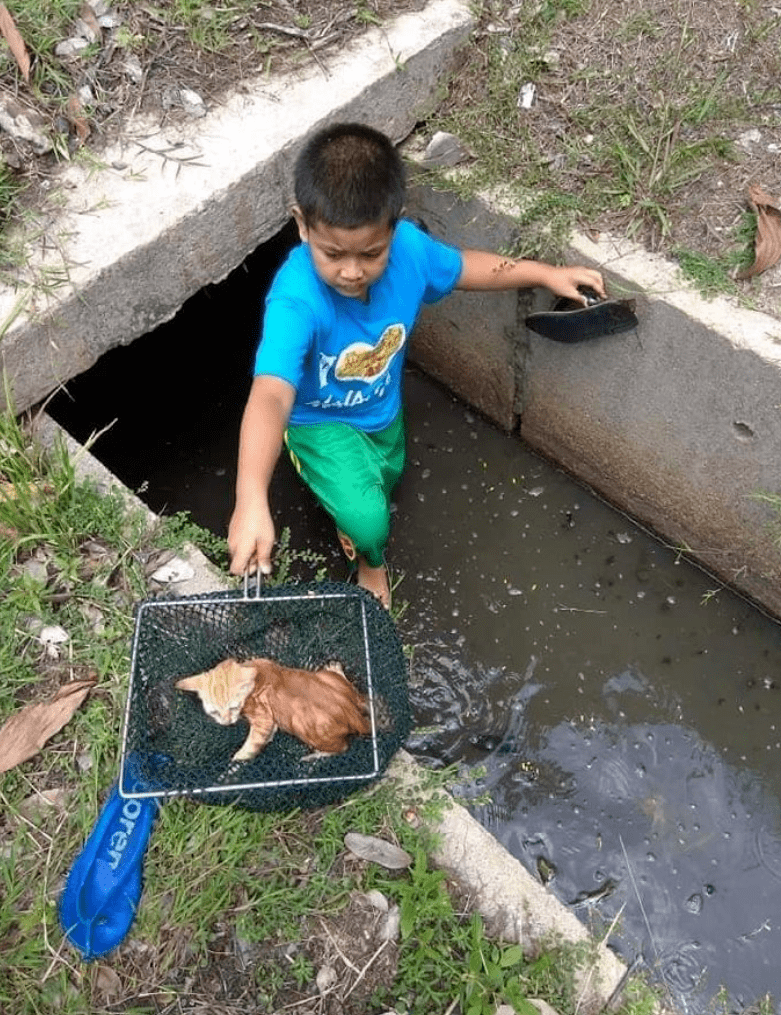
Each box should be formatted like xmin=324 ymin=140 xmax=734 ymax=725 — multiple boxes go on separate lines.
xmin=55 ymin=38 xmax=90 ymax=59
xmin=0 ymin=97 xmax=52 ymax=154
xmin=315 ymin=964 xmax=337 ymax=994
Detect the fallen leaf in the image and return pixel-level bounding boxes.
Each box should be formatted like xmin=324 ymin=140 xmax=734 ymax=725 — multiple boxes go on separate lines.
xmin=79 ymin=3 xmax=102 ymax=41
xmin=0 ymin=679 xmax=96 ymax=772
xmin=94 ymin=965 xmax=122 ymax=1001
xmin=66 ymin=93 xmax=91 ymax=144
xmin=737 ymin=184 xmax=781 ymax=279
xmin=0 ymin=4 xmax=30 ymax=83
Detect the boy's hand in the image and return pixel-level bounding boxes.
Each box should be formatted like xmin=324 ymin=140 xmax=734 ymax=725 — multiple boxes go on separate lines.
xmin=545 ymin=265 xmax=606 ymax=304
xmin=228 ymin=498 xmax=275 ymax=576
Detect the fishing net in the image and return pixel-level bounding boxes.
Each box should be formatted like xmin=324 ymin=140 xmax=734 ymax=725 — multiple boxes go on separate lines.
xmin=118 ymin=581 xmax=410 ymax=811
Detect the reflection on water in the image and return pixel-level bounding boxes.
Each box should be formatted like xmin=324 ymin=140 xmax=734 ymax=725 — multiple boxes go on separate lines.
xmin=411 ymin=639 xmax=781 ymax=1013
xmin=47 ymin=238 xmax=781 ymax=1014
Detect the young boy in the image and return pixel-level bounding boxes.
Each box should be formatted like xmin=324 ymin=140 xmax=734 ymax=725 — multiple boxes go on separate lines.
xmin=228 ymin=122 xmax=605 ymax=607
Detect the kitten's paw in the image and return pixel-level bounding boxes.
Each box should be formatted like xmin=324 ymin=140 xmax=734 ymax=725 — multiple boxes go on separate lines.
xmin=301 ymin=750 xmax=339 ymax=762
xmin=231 ymin=747 xmax=255 ymax=762
xmin=324 ymin=660 xmax=345 ymax=675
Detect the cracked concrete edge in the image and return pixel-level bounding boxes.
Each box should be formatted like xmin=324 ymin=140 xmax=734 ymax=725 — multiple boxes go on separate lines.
xmin=35 ymin=410 xmax=628 ymax=1012
xmin=387 ymin=750 xmax=628 ymax=1014
xmin=0 ymin=0 xmax=474 ymax=415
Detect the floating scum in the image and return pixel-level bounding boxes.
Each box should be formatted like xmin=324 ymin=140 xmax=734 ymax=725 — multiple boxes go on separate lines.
xmin=59 ymin=577 xmax=411 ymax=961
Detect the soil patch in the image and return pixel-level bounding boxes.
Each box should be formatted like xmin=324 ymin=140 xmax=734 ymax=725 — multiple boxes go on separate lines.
xmin=426 ymin=0 xmax=781 ymax=317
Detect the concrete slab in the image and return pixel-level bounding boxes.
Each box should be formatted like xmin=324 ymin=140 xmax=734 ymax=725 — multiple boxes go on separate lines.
xmin=0 ymin=0 xmax=474 ymax=413
xmin=406 ymin=179 xmax=523 ymax=429
xmin=526 ymin=230 xmax=781 ymax=617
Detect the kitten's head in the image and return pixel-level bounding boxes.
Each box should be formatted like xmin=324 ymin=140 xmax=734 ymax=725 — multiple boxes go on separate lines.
xmin=175 ymin=659 xmax=257 ymax=725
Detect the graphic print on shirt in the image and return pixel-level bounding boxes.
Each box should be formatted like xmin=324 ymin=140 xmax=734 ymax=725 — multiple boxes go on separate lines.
xmin=334 ymin=323 xmax=406 ymax=383
xmin=318 ymin=353 xmax=337 ymax=388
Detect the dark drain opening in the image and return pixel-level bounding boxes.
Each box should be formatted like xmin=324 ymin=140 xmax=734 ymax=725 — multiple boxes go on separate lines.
xmin=48 ymin=220 xmax=303 ymax=541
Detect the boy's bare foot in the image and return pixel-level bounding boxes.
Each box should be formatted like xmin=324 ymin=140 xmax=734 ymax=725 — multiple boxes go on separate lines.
xmin=357 ymin=558 xmax=390 ymax=609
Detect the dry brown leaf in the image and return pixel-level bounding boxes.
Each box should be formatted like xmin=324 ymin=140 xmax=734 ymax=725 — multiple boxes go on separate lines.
xmin=66 ymin=93 xmax=91 ymax=144
xmin=0 ymin=3 xmax=30 ymax=83
xmin=79 ymin=3 xmax=102 ymax=40
xmin=0 ymin=679 xmax=96 ymax=772
xmin=737 ymin=184 xmax=781 ymax=280
xmin=94 ymin=965 xmax=122 ymax=1001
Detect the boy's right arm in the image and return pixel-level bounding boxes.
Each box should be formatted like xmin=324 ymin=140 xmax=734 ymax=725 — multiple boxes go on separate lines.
xmin=228 ymin=374 xmax=296 ymax=576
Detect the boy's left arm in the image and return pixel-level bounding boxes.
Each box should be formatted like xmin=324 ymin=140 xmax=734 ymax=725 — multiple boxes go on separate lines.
xmin=456 ymin=249 xmax=605 ymax=304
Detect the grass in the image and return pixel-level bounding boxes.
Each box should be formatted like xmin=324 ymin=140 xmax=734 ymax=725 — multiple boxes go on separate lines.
xmin=0 ymin=403 xmax=665 ymax=1013
xmin=423 ymin=0 xmax=779 ymax=296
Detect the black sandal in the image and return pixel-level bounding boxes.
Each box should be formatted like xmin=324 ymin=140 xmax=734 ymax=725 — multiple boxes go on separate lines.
xmin=525 ymin=286 xmax=638 ymax=343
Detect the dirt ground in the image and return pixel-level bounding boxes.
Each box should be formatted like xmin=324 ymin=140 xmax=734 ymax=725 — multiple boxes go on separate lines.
xmin=430 ymin=0 xmax=781 ymax=316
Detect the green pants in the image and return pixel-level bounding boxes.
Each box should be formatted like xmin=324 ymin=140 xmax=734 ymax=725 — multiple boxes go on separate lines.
xmin=284 ymin=413 xmax=405 ymax=568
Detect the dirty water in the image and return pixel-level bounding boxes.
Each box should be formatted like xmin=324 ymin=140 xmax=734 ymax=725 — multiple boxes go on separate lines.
xmin=48 ymin=228 xmax=781 ymax=1015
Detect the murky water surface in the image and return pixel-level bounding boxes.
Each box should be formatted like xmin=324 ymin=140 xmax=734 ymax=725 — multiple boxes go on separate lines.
xmin=49 ymin=233 xmax=781 ymax=1013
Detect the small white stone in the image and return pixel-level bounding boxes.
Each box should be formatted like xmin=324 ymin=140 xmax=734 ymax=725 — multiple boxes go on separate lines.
xmin=39 ymin=625 xmax=69 ymax=658
xmin=150 ymin=557 xmax=195 ymax=583
xmin=364 ymin=889 xmax=389 ymax=912
xmin=179 ymin=87 xmax=206 ymax=118
xmin=55 ymin=37 xmax=90 ymax=58
xmin=381 ymin=903 xmax=401 ymax=942
xmin=737 ymin=128 xmax=761 ymax=149
xmin=123 ymin=56 xmax=143 ymax=84
xmin=518 ymin=82 xmax=536 ymax=109
xmin=315 ymin=964 xmax=337 ymax=994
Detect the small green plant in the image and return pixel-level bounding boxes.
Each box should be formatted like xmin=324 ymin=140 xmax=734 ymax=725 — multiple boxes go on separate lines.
xmin=353 ymin=3 xmax=382 ymax=26
xmin=751 ymin=490 xmax=781 ymax=548
xmin=674 ymin=248 xmax=738 ymax=298
xmin=157 ymin=508 xmax=230 ymax=568
xmin=375 ymin=847 xmax=576 ymax=1015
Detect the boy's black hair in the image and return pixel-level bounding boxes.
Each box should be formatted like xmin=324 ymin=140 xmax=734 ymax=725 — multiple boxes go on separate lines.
xmin=294 ymin=122 xmax=405 ymax=229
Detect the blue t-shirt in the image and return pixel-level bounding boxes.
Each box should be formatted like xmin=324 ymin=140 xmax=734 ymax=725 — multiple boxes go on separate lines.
xmin=254 ymin=219 xmax=462 ymax=431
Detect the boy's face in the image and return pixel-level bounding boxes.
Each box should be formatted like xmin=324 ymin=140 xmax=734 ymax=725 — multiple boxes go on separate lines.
xmin=293 ymin=209 xmax=394 ymax=301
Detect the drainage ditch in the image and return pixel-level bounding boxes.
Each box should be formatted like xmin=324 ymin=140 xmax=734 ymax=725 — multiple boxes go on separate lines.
xmin=48 ymin=223 xmax=781 ymax=1015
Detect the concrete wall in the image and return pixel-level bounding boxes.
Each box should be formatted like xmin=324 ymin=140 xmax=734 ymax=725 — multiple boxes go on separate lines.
xmin=405 ymin=179 xmax=781 ymax=618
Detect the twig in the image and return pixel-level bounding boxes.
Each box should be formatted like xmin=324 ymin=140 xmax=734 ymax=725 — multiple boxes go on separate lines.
xmin=556 ymin=604 xmax=607 ymax=614
xmin=318 ymin=916 xmax=360 ymax=973
xmin=574 ymin=901 xmax=626 ymax=1015
xmin=342 ymin=938 xmax=390 ymax=1000
xmin=41 ymin=811 xmax=82 ymax=984
xmin=619 ymin=834 xmax=674 ymax=1006
xmin=132 ymin=138 xmax=208 ymax=170
xmin=256 ymin=21 xmax=314 ymax=39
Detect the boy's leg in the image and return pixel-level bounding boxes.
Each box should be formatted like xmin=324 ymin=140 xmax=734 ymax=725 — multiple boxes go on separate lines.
xmin=284 ymin=415 xmax=405 ymax=602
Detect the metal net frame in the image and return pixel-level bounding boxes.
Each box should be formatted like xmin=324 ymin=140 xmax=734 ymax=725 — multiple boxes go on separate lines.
xmin=118 ymin=581 xmax=410 ymax=811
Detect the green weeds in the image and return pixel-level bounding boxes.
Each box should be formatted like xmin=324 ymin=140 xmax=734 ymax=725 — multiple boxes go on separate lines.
xmin=373 ymin=846 xmax=583 ymax=1014
xmin=424 ymin=0 xmax=775 ymax=294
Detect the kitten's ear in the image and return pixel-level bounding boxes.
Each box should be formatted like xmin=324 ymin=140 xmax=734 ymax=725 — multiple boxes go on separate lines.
xmin=175 ymin=674 xmax=202 ymax=691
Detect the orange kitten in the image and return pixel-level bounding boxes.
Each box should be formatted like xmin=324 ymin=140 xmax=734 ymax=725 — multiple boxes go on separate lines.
xmin=175 ymin=657 xmax=370 ymax=761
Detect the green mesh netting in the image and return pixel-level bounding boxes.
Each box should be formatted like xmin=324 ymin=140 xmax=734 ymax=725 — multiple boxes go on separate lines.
xmin=119 ymin=581 xmax=410 ymax=811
